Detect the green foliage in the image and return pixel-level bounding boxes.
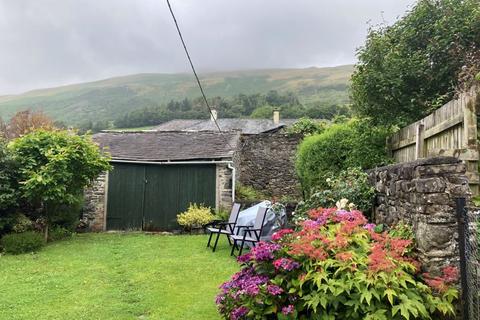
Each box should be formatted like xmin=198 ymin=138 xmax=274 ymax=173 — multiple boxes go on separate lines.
xmin=235 ymin=183 xmax=267 ymax=201
xmin=0 ymin=139 xmax=19 ymax=211
xmin=296 ymin=119 xmax=392 ymax=193
xmin=1 ymin=231 xmax=45 ymax=254
xmin=286 ymin=117 xmax=327 ymax=136
xmin=9 ymin=130 xmax=111 ymax=206
xmin=8 ymin=130 xmax=111 ymax=235
xmin=217 ymin=208 xmax=458 ymax=319
xmin=214 ymin=207 xmax=231 ymax=221
xmin=47 ymin=195 xmax=84 ymax=231
xmin=176 ymin=203 xmax=215 ymax=230
xmin=296 ymin=167 xmax=375 ymax=219
xmin=11 ymin=214 xmax=33 ymax=233
xmin=48 ymin=226 xmax=73 ymax=242
xmin=351 ymin=0 xmax=480 ymax=126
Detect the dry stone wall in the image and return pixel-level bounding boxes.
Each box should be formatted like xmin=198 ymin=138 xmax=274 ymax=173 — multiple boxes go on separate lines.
xmin=239 ymin=132 xmax=302 ymax=198
xmin=368 ymin=157 xmax=470 ymax=273
xmin=83 ymin=172 xmax=107 ymax=231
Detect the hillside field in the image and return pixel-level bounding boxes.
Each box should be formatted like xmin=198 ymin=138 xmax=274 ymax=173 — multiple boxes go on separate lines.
xmin=0 ymin=65 xmax=353 ymax=125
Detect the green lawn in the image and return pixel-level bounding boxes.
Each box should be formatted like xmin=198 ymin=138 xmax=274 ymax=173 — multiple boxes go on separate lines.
xmin=0 ymin=233 xmax=238 ymax=320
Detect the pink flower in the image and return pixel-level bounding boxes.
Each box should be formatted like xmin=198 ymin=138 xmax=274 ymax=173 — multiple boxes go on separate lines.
xmin=272 ymin=229 xmax=294 ymax=241
xmin=237 ymin=253 xmax=253 ymax=264
xmin=282 ymin=305 xmax=295 ymax=315
xmin=273 ymin=258 xmax=300 ymax=271
xmin=266 ymin=284 xmax=283 ymax=295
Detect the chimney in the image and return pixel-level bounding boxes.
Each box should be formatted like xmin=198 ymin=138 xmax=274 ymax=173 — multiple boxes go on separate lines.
xmin=210 ymin=109 xmax=218 ymax=122
xmin=273 ymin=110 xmax=280 ymax=124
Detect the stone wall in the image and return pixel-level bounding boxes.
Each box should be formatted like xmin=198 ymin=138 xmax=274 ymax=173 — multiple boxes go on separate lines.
xmin=368 ymin=157 xmax=470 ymax=273
xmin=83 ymin=172 xmax=107 ymax=231
xmin=216 ymin=163 xmax=234 ymax=211
xmin=239 ymin=132 xmax=302 ymax=198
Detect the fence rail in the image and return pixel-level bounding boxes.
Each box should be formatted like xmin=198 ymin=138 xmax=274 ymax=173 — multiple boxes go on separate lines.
xmin=389 ymin=87 xmax=479 ymax=194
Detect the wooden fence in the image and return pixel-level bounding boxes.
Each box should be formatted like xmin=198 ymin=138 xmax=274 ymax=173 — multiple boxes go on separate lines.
xmin=388 ymin=86 xmax=479 ymax=194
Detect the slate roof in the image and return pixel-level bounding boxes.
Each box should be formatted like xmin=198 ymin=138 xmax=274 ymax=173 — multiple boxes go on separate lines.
xmin=93 ymin=131 xmax=240 ymax=161
xmin=152 ymin=118 xmax=298 ymax=134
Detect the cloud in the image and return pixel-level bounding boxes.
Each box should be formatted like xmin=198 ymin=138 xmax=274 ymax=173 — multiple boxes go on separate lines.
xmin=0 ymin=0 xmax=415 ymax=94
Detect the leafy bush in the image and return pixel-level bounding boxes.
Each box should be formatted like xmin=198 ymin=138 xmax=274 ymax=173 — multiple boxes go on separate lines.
xmin=295 ymin=118 xmax=391 ymax=193
xmin=48 ymin=226 xmax=73 ymax=242
xmin=11 ymin=213 xmax=33 ymax=233
xmin=217 ymin=208 xmax=458 ymax=319
xmin=48 ymin=195 xmax=84 ymax=231
xmin=1 ymin=231 xmax=45 ymax=254
xmin=214 ymin=207 xmax=231 ymax=221
xmin=296 ymin=167 xmax=375 ymax=219
xmin=286 ymin=118 xmax=327 ymax=136
xmin=9 ymin=129 xmax=111 ymax=239
xmin=177 ymin=203 xmax=215 ymax=230
xmin=236 ymin=183 xmax=267 ymax=201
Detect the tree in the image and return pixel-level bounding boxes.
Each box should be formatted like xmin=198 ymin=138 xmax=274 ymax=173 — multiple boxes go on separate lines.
xmin=8 ymin=130 xmax=111 ymax=239
xmin=351 ymin=0 xmax=480 ymax=126
xmin=1 ymin=110 xmax=55 ymax=140
xmin=0 ymin=139 xmax=19 ymax=235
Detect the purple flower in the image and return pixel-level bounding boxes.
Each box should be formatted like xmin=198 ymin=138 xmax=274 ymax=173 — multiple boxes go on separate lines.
xmin=267 ymin=284 xmax=283 ymax=296
xmin=273 ymin=258 xmax=301 ymax=271
xmin=282 ymin=305 xmax=295 ymax=315
xmin=237 ymin=252 xmax=253 ymax=263
xmin=251 ymin=242 xmax=281 ymax=261
xmin=231 ymin=306 xmax=249 ymax=320
xmin=363 ymin=223 xmax=376 ymax=231
xmin=217 ymin=266 xmax=269 ymax=302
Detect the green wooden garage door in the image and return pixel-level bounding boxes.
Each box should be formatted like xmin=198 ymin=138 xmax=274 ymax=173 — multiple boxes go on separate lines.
xmin=106 ymin=163 xmax=216 ymax=231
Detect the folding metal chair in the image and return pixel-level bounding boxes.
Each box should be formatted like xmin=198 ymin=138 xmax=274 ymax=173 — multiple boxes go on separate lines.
xmin=205 ymin=203 xmax=241 ymax=252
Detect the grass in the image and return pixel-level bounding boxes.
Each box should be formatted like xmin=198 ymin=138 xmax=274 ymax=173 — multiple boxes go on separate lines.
xmin=0 ymin=233 xmax=239 ymax=320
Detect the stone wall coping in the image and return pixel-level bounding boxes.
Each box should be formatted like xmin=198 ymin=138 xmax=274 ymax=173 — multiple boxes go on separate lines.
xmin=368 ymin=156 xmax=460 ymax=173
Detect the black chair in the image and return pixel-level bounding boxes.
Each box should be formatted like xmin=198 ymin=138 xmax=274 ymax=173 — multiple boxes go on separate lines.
xmin=229 ymin=206 xmax=268 ymax=256
xmin=206 ymin=203 xmax=241 ymax=252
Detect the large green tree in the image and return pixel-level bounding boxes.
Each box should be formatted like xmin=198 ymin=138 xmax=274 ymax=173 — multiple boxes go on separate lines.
xmin=351 ymin=0 xmax=480 ymax=126
xmin=8 ymin=130 xmax=111 ymax=239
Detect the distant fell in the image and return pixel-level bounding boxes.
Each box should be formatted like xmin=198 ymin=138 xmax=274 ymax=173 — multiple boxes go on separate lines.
xmin=0 ymin=65 xmax=353 ymax=124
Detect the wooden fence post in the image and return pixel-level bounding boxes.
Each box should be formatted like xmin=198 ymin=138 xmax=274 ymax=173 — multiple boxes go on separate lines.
xmin=463 ymin=88 xmax=479 ymax=195
xmin=415 ymin=122 xmax=425 ymax=160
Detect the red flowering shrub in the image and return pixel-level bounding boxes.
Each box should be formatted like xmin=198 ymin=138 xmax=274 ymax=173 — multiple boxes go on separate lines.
xmin=217 ymin=208 xmax=458 ymax=319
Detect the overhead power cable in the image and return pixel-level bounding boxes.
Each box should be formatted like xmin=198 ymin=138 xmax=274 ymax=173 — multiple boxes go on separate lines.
xmin=166 ymin=0 xmax=224 ymax=134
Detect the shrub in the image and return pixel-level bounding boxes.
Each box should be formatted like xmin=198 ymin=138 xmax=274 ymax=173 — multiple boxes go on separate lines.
xmin=217 ymin=207 xmax=458 ymax=319
xmin=11 ymin=213 xmax=33 ymax=233
xmin=48 ymin=226 xmax=73 ymax=242
xmin=214 ymin=207 xmax=231 ymax=221
xmin=296 ymin=167 xmax=375 ymax=219
xmin=295 ymin=118 xmax=392 ymax=193
xmin=236 ymin=183 xmax=267 ymax=202
xmin=1 ymin=231 xmax=45 ymax=254
xmin=286 ymin=118 xmax=327 ymax=136
xmin=177 ymin=203 xmax=214 ymax=230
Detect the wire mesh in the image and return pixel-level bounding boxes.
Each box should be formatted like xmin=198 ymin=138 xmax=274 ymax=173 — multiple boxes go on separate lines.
xmin=464 ymin=205 xmax=480 ymax=320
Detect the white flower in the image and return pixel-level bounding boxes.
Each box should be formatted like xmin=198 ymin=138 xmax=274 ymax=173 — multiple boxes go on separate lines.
xmin=336 ymin=198 xmax=349 ymax=210
xmin=348 ymin=203 xmax=357 ymax=210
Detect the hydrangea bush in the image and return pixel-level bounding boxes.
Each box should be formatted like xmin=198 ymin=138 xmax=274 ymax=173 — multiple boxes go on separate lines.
xmin=217 ymin=207 xmax=458 ymax=319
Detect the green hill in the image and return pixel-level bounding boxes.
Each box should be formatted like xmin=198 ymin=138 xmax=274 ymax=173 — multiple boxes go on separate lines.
xmin=0 ymin=65 xmax=353 ymax=125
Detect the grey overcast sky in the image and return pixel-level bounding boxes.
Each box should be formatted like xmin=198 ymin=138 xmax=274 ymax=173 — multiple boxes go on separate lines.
xmin=0 ymin=0 xmax=416 ymax=95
